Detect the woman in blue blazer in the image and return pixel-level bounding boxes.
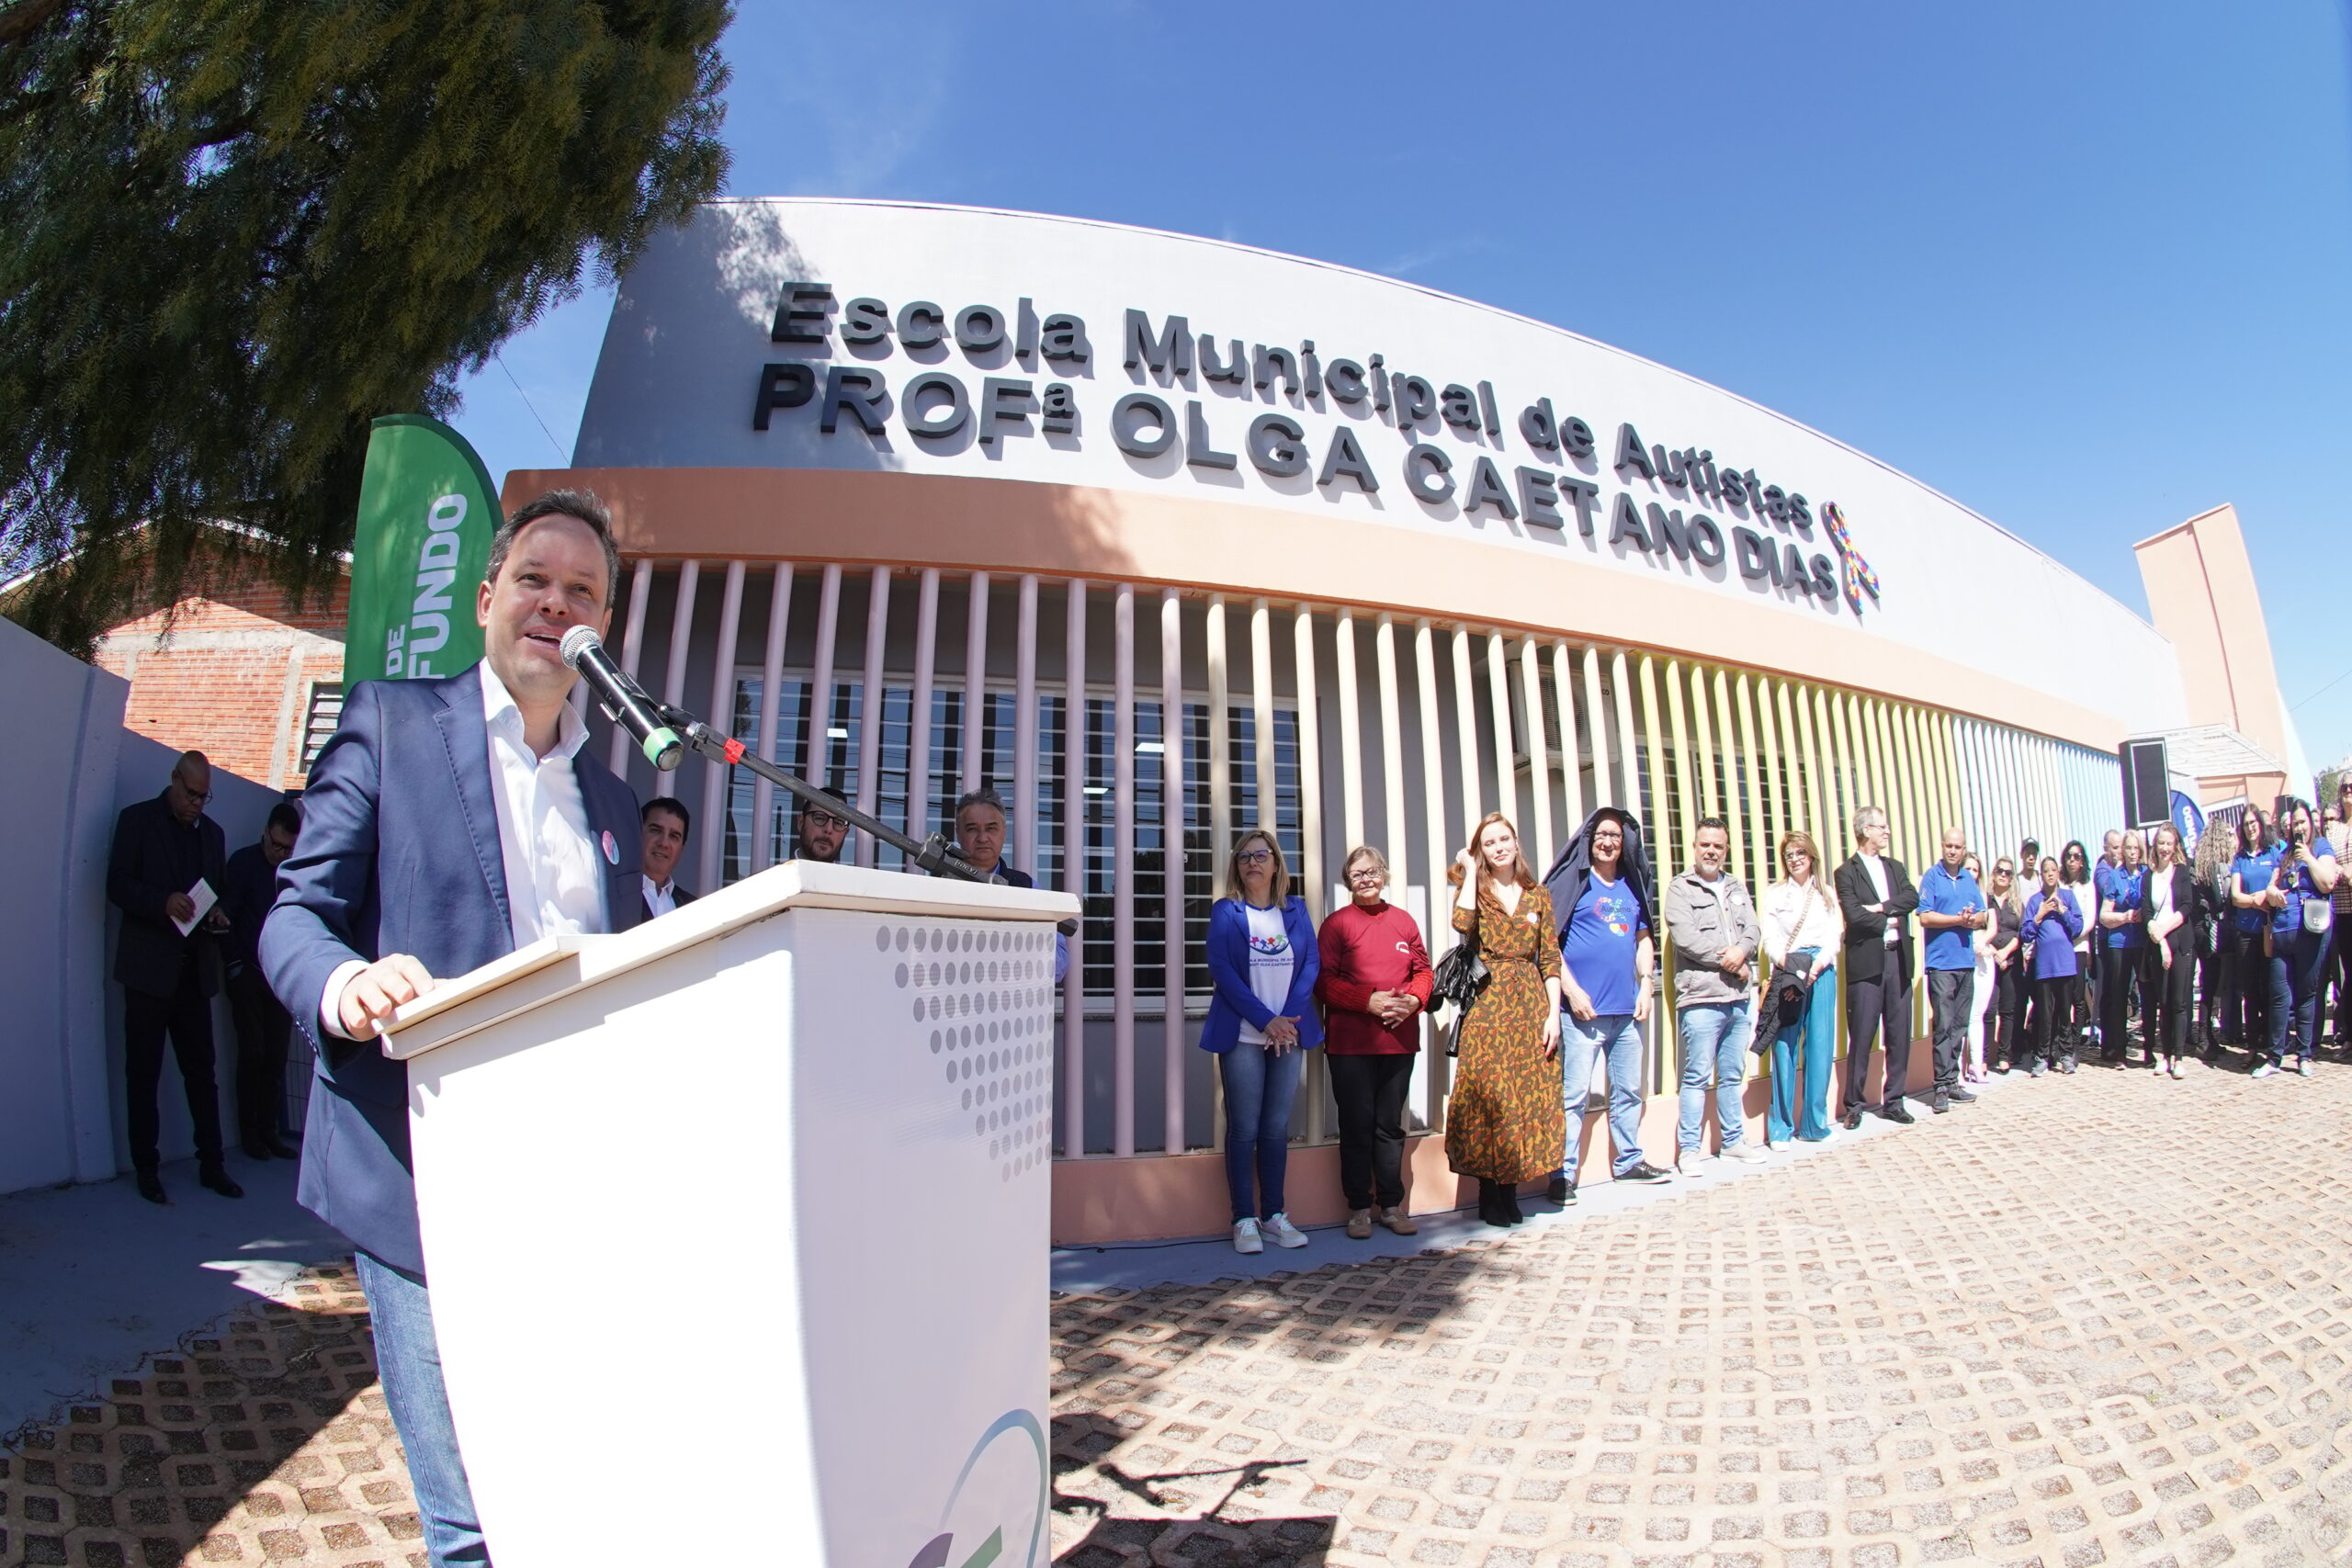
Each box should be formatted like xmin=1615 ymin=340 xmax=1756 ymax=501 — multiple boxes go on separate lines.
xmin=1201 ymin=828 xmax=1323 ymax=1254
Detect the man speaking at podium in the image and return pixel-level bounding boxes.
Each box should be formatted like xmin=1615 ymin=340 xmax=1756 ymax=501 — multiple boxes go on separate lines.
xmin=263 ymin=490 xmax=646 ymax=1566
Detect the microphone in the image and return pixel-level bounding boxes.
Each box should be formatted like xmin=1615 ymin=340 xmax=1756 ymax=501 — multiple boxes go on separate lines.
xmin=560 ymin=626 xmax=682 ymax=772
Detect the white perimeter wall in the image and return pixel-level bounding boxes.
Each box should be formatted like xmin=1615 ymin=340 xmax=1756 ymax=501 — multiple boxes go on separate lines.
xmin=0 ymin=615 xmax=285 ymax=1194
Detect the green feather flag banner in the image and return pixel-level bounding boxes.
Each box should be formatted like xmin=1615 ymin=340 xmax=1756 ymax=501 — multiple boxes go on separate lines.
xmin=345 ymin=415 xmax=500 ymax=683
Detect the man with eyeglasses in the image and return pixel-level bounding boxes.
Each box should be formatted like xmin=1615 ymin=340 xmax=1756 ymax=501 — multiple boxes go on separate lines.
xmin=793 ymin=796 xmax=851 ymax=863
xmin=106 ymin=750 xmax=242 ymax=1204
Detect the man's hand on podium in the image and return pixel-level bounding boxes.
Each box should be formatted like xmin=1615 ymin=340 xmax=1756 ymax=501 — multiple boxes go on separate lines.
xmin=340 ymin=953 xmax=438 ymax=1041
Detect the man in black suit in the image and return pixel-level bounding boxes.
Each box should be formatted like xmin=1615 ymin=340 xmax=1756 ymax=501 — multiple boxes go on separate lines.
xmin=1834 ymin=805 xmax=1920 ymax=1129
xmin=954 ymin=786 xmax=1033 ymax=886
xmin=221 ymin=800 xmax=303 ymax=1159
xmin=641 ymin=795 xmax=696 ymax=918
xmin=107 ymin=750 xmax=243 ymax=1203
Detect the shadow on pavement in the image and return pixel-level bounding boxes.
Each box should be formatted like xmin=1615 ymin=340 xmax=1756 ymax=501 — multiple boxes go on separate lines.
xmin=1050 ymin=1427 xmax=1335 ymax=1566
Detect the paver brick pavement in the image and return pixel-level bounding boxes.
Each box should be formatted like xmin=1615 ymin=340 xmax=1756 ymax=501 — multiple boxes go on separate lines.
xmin=1049 ymin=1066 xmax=2352 ymax=1567
xmin=5 ymin=1064 xmax=2348 ymax=1565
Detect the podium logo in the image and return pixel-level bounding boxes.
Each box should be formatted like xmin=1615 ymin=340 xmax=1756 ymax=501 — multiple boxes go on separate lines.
xmin=884 ymin=921 xmax=1056 ymax=1181
xmin=905 ymin=1408 xmax=1050 ymax=1568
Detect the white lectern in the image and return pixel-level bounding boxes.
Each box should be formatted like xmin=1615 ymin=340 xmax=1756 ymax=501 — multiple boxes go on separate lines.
xmin=381 ymin=861 xmax=1080 ymax=1568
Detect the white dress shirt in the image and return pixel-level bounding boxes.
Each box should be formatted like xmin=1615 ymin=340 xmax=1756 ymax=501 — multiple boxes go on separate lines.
xmin=643 ymin=875 xmax=678 ymax=919
xmin=321 ymin=663 xmax=606 ymax=1036
xmin=1860 ymin=852 xmax=1898 ymax=945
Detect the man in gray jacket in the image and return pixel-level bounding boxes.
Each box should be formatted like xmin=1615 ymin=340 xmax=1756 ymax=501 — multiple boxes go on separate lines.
xmin=1663 ymin=817 xmax=1765 ymax=1173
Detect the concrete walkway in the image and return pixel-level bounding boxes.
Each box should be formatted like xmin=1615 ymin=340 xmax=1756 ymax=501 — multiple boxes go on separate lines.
xmin=0 ymin=1151 xmax=345 ymax=1440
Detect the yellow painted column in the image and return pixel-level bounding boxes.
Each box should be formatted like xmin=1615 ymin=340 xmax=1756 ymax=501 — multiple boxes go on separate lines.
xmin=1736 ymin=671 xmax=1767 ymax=881
xmin=1790 ymin=681 xmax=1824 ymax=854
xmin=1686 ymin=661 xmax=1717 ymax=830
xmin=1830 ymin=690 xmax=1859 ymax=830
xmin=1818 ymin=687 xmax=1848 ymax=849
xmin=1638 ymin=654 xmax=1675 ymax=1096
xmin=1664 ymin=660 xmax=1696 ymax=877
xmin=1713 ymin=669 xmax=1747 ymax=885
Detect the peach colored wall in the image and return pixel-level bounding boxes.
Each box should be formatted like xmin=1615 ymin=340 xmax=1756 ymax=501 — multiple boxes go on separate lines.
xmin=505 ymin=465 xmax=2132 ymax=752
xmin=2133 ymin=503 xmax=2289 ymax=803
xmin=1047 ymin=1031 xmax=1935 ymax=1245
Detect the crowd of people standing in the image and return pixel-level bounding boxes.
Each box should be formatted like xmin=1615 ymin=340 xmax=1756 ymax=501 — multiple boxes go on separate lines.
xmin=1200 ymin=781 xmax=2350 ymax=1251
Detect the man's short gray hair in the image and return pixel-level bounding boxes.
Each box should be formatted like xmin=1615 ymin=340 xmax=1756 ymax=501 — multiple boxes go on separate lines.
xmin=1852 ymin=806 xmax=1887 ymax=839
xmin=955 ymin=787 xmax=1008 ymax=819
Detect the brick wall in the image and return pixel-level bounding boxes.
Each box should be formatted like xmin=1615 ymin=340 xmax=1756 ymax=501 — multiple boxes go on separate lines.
xmin=93 ymin=574 xmax=348 ymax=792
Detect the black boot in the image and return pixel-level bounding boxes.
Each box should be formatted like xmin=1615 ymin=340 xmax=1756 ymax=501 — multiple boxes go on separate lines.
xmin=1477 ymin=1179 xmax=1510 ymax=1228
xmin=1500 ymin=1185 xmax=1526 ymax=1225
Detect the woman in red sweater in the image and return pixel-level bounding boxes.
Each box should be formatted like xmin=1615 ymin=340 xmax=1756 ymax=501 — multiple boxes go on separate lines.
xmin=1317 ymin=845 xmax=1436 ymax=1238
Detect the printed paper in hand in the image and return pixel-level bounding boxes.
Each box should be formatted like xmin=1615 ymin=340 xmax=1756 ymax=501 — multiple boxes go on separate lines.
xmin=174 ymin=878 xmax=218 ymax=938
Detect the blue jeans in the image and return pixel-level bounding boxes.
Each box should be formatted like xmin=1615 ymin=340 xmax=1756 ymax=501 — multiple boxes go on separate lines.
xmin=1555 ymin=1012 xmax=1647 ymax=1182
xmin=2268 ymin=926 xmax=2329 ymax=1064
xmin=1219 ymin=1043 xmax=1305 ymax=1221
xmin=1769 ymin=963 xmax=1838 ymax=1143
xmin=1677 ymin=999 xmax=1754 ymax=1154
xmin=355 ymin=1252 xmax=491 ymax=1566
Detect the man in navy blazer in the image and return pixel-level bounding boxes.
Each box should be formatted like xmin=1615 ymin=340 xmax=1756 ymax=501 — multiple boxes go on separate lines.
xmin=107 ymin=749 xmax=240 ymax=1204
xmin=263 ymin=490 xmax=644 ymax=1567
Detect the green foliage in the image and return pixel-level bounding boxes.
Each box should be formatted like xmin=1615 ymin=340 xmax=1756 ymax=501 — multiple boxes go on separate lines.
xmin=0 ymin=0 xmax=730 ymax=656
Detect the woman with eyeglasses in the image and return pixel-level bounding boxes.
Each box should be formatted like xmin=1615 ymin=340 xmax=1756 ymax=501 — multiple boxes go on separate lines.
xmin=1759 ymin=829 xmax=1843 ymax=1146
xmin=1980 ymin=857 xmax=2025 ymax=1076
xmin=2143 ymin=822 xmax=2199 ymax=1077
xmin=2059 ymin=840 xmax=2096 ymax=1064
xmin=1201 ymin=829 xmax=1323 ymax=1253
xmin=1444 ymin=812 xmax=1565 ymax=1228
xmin=1316 ymin=844 xmax=1433 ymax=1240
xmin=2252 ymin=798 xmax=2341 ymax=1078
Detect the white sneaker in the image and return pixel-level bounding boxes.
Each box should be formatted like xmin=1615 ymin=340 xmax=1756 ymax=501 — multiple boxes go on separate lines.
xmin=1768 ymin=1139 xmax=1792 ymax=1152
xmin=1262 ymin=1213 xmax=1309 ymax=1248
xmin=1233 ymin=1218 xmax=1263 ymax=1254
xmin=1724 ymin=1142 xmax=1769 ymax=1164
xmin=2168 ymin=1060 xmax=2185 ymax=1079
xmin=1675 ymin=1153 xmax=1712 ymax=1178
xmin=2296 ymin=1057 xmax=2313 ymax=1077
xmin=2251 ymin=1062 xmax=2278 ymax=1079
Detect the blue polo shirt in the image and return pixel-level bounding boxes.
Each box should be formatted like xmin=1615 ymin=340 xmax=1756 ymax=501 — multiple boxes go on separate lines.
xmin=2267 ymin=850 xmax=2329 ymax=939
xmin=2094 ymin=862 xmax=2147 ymax=948
xmin=2229 ymin=849 xmax=2279 ymax=934
xmin=1917 ymin=862 xmax=1984 ymax=971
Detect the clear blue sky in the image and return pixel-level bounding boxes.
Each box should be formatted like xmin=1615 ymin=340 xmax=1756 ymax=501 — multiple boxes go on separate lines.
xmin=455 ymin=0 xmax=2352 ymax=773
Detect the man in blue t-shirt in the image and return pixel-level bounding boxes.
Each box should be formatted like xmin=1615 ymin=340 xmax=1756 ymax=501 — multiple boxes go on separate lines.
xmin=1917 ymin=827 xmax=1989 ymax=1115
xmin=1550 ymin=809 xmax=1672 ymax=1200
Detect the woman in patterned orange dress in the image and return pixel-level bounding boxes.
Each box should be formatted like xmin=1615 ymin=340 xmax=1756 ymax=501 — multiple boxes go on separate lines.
xmin=1443 ymin=812 xmax=1565 ymax=1227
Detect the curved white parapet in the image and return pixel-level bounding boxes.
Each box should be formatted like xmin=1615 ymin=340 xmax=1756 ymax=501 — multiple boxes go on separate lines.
xmin=572 ymin=197 xmax=2187 ymax=740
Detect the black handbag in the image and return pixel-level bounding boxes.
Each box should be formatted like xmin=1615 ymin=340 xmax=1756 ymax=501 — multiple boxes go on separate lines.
xmin=1762 ymin=958 xmax=1813 ymax=1038
xmin=1430 ymin=923 xmax=1490 ymax=1057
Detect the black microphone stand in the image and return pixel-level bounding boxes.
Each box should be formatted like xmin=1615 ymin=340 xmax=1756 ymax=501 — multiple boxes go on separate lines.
xmin=639 ymin=694 xmax=1001 ymax=886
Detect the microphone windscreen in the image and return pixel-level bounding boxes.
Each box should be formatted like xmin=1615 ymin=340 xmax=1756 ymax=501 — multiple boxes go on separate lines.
xmin=558 ymin=625 xmax=603 ymax=670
